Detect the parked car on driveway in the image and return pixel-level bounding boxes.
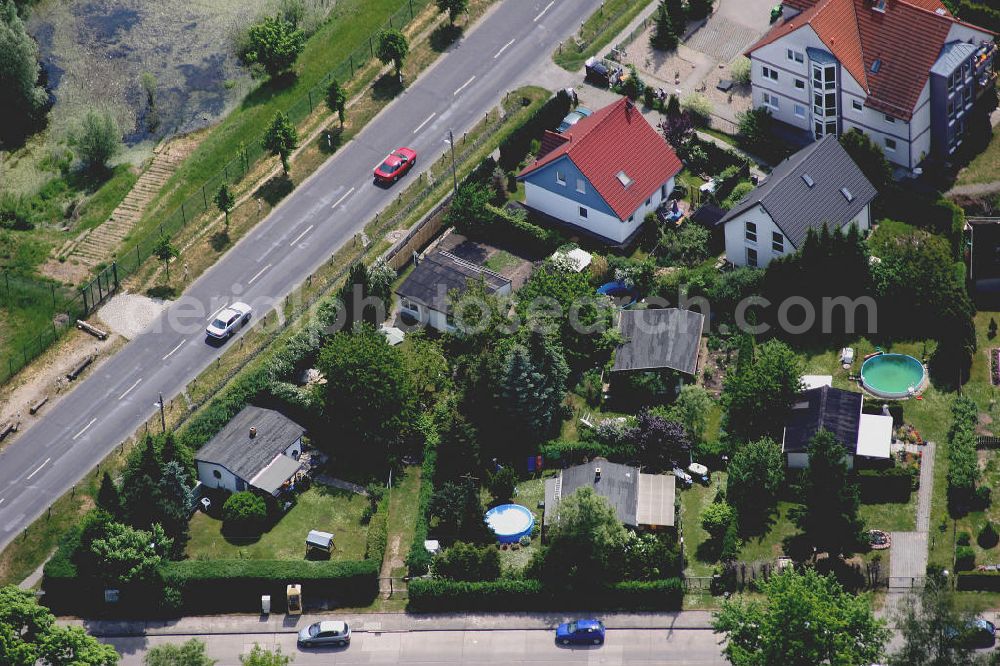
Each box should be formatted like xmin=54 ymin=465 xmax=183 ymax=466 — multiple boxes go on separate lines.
xmin=374 ymin=147 xmax=416 ymax=183
xmin=205 ymin=302 xmax=252 ymax=341
xmin=298 ymin=620 xmax=351 ymax=648
xmin=555 ymin=619 xmax=605 ymax=646
xmin=946 ymin=618 xmax=996 ymax=648
xmin=585 ymin=57 xmax=616 ymax=87
xmin=557 ymin=107 xmax=592 ymax=133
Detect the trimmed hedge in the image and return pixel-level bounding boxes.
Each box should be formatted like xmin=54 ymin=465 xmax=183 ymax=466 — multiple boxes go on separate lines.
xmin=407 ymin=578 xmax=684 ymax=612
xmin=161 ymin=559 xmax=379 ymax=613
xmin=858 ymin=466 xmax=916 ymax=503
xmin=406 ymin=414 xmax=439 ymax=576
xmin=957 ymin=571 xmax=1000 ymax=591
xmin=498 ymin=92 xmax=571 ymax=171
xmin=365 ymin=492 xmax=390 ymax=562
xmin=540 ymin=440 xmax=616 ymax=464
xmin=484 ymin=203 xmax=564 ymax=254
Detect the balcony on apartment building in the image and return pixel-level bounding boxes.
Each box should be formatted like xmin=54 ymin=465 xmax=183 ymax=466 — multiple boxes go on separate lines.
xmin=974 ymin=41 xmax=997 ymax=97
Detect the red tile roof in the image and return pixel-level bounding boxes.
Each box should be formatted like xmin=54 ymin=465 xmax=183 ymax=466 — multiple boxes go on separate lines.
xmin=518 ymin=97 xmax=683 ymax=221
xmin=748 ymin=0 xmax=993 ymax=120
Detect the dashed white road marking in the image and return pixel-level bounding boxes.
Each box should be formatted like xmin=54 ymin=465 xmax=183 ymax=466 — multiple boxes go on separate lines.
xmin=289 ymin=225 xmax=314 ymax=247
xmin=494 ymin=38 xmax=515 ymax=59
xmin=118 ymin=378 xmax=142 ymax=400
xmin=331 ymin=187 xmax=356 ymax=209
xmin=534 ymin=0 xmax=554 ymax=22
xmin=0 ymin=498 xmax=6 ymax=507
xmin=413 ymin=112 xmax=436 ymax=134
xmin=27 ymin=458 xmax=51 ymax=480
xmin=454 ymin=75 xmax=476 ymax=96
xmin=162 ymin=341 xmax=184 ymax=360
xmin=72 ymin=419 xmax=97 ymax=441
xmin=247 ymin=263 xmax=272 ymax=285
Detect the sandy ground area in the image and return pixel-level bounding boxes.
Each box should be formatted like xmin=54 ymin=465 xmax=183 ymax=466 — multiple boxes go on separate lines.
xmin=97 ymin=292 xmax=171 ymax=340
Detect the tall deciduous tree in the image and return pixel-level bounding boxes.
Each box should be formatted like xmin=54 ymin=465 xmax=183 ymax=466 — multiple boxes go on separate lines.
xmin=153 ymin=235 xmax=178 ymax=283
xmin=326 ymin=79 xmax=347 ymax=126
xmin=214 ymin=184 xmax=235 ymax=232
xmin=713 ymin=568 xmax=889 ymax=666
xmin=790 ymin=429 xmax=864 ymax=558
xmin=262 ymin=111 xmax=298 ymax=175
xmin=436 ymin=0 xmax=469 ymax=25
xmin=669 ymin=385 xmax=713 ymax=443
xmin=242 ymin=15 xmax=305 ymax=78
xmin=726 ymin=437 xmax=784 ymax=534
xmin=89 ymin=522 xmax=172 ymax=585
xmin=722 ymin=339 xmax=803 ymax=443
xmin=76 ymin=112 xmax=121 ymax=174
xmin=376 ymin=29 xmax=409 ymax=79
xmin=530 ymin=487 xmax=629 ymax=588
xmin=0 ymin=0 xmax=49 ymax=147
xmin=316 ymin=325 xmax=418 ymax=464
xmin=889 ymin=575 xmax=981 ymax=666
xmin=629 ymin=408 xmax=691 ymax=470
xmin=0 ymin=585 xmax=119 ymax=665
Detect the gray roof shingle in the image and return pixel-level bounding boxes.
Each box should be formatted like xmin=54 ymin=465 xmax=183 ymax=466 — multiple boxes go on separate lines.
xmin=612 ymin=308 xmax=705 ymax=375
xmin=195 ymin=406 xmax=305 ymax=482
xmin=782 ymin=386 xmax=862 ymax=454
xmin=545 ymin=460 xmax=639 ymax=526
xmin=719 ymin=135 xmax=877 ymax=248
xmin=395 ymin=250 xmax=510 ymax=313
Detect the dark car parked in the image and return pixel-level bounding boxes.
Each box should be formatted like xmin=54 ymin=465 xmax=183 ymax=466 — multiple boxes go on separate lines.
xmin=555 ymin=619 xmax=606 ymax=646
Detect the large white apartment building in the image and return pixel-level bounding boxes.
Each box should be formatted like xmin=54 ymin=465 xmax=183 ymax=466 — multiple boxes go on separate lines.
xmin=746 ymin=0 xmax=995 ymax=171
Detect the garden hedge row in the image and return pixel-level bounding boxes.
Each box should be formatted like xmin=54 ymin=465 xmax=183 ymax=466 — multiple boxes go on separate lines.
xmin=540 ymin=440 xmax=617 ymax=464
xmin=161 ymin=558 xmax=379 ymax=613
xmin=407 ymin=578 xmax=684 ymax=612
xmin=956 ymin=571 xmax=1000 ymax=591
xmin=484 ymin=203 xmax=564 ymax=254
xmin=498 ymin=92 xmax=572 ymax=171
xmin=365 ymin=493 xmax=390 ymax=563
xmin=858 ymin=466 xmax=916 ymax=503
xmin=406 ymin=415 xmax=439 ymax=576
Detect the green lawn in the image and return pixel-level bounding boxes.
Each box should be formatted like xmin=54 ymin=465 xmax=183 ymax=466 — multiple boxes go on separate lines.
xmin=186 ymin=486 xmax=368 ymax=561
xmin=553 ymin=0 xmax=654 ymax=71
xmin=384 ymin=466 xmax=422 ymax=577
xmin=956 ymin=124 xmax=1000 ymax=186
xmin=483 ymin=250 xmax=519 ymax=272
xmin=680 ymin=475 xmax=722 ymax=576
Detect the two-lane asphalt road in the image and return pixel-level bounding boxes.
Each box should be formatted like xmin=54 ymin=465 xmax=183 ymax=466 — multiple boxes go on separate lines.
xmin=106 ymin=628 xmax=727 ymax=665
xmin=0 ymin=0 xmax=602 ymax=552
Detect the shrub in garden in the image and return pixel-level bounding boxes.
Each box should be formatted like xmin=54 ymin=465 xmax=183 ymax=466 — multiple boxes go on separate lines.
xmin=956 ymin=545 xmax=976 ymax=571
xmin=223 ymin=491 xmax=267 ymax=534
xmin=957 ymin=531 xmax=971 ymax=546
xmin=432 ymin=541 xmax=501 ymax=582
xmin=980 ymin=521 xmax=1000 ymax=549
xmin=488 ymin=466 xmax=518 ymax=504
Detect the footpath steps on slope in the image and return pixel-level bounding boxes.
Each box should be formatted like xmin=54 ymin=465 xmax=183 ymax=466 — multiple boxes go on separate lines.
xmin=65 ymin=141 xmax=190 ymax=267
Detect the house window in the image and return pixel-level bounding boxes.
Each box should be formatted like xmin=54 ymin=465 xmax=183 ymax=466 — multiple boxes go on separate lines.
xmin=746 ymin=247 xmax=759 ymax=267
xmin=762 ymin=66 xmax=778 ymax=81
xmin=795 ymin=78 xmax=805 ymax=90
xmin=628 ymin=214 xmax=634 ymax=222
xmin=772 ymin=232 xmax=784 ymax=253
xmin=576 ymin=178 xmax=586 ymax=193
xmin=964 ymin=85 xmax=972 ymax=105
xmin=787 ymin=49 xmax=804 ymax=64
xmin=212 ymin=469 xmax=222 ymax=479
xmin=236 ymin=479 xmax=246 ymax=491
xmin=661 ymin=184 xmax=668 ymax=200
xmin=884 ymin=137 xmax=897 ymax=151
xmin=579 ymin=206 xmax=588 ymax=219
xmin=947 ymin=100 xmax=955 ymax=119
xmin=556 ymin=170 xmax=566 ymax=186
xmin=762 ymin=92 xmax=780 ymax=110
xmin=873 ymin=0 xmax=886 ymax=11
xmin=794 ymin=104 xmax=806 ymax=118
xmin=745 ymin=221 xmax=758 ymax=243
xmin=645 ymin=197 xmax=652 ymax=207
xmin=852 ymin=99 xmax=863 ymax=112
xmin=884 ymin=113 xmax=895 ymax=124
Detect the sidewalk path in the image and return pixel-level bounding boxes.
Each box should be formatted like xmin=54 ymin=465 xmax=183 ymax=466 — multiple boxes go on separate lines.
xmin=888 ymin=441 xmax=935 ymax=588
xmin=66 ymin=611 xmax=717 ymax=638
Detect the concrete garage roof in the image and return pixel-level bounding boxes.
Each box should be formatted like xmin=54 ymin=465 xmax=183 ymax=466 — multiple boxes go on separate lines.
xmin=636 ymin=472 xmax=676 ymax=527
xmin=195 ymin=406 xmax=305 ymax=483
xmin=612 ymin=308 xmax=704 ymax=375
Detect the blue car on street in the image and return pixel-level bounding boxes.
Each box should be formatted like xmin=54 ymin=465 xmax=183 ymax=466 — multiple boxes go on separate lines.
xmin=555 ymin=619 xmax=606 ymax=646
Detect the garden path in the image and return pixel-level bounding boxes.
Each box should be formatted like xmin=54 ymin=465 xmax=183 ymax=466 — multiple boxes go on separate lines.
xmin=888 ymin=440 xmax=936 ymax=587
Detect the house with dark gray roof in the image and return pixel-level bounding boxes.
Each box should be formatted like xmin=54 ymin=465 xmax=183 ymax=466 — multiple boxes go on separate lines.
xmin=611 ymin=308 xmax=704 ymax=376
xmin=719 ymin=135 xmax=877 ymax=268
xmin=782 ymin=385 xmax=891 ymax=469
xmin=396 ymin=250 xmax=512 ymax=333
xmin=543 ymin=459 xmax=675 ymax=537
xmin=195 ymin=406 xmax=305 ymax=496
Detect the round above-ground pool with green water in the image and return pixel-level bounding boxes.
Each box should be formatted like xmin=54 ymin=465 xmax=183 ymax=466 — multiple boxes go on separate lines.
xmin=860 ymin=353 xmax=926 ymax=399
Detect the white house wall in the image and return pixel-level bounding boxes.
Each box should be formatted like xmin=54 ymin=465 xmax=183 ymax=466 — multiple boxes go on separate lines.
xmin=524 ymin=181 xmax=635 ymax=244
xmin=196 ymin=461 xmax=241 ymax=493
xmin=723 ymin=204 xmax=790 ymax=268
xmin=283 ymin=437 xmax=303 ymax=460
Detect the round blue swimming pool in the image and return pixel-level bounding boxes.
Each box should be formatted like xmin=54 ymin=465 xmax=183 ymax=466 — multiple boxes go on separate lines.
xmin=485 ymin=504 xmax=535 ymax=544
xmin=860 ymin=353 xmax=926 ymax=399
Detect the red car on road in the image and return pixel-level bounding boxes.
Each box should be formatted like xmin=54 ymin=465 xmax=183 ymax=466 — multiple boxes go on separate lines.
xmin=374 ymin=147 xmax=416 ymax=183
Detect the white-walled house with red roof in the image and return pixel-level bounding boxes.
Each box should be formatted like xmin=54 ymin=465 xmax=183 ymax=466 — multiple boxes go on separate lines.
xmin=517 ymin=97 xmax=683 ymax=247
xmin=746 ymin=0 xmax=995 ymax=171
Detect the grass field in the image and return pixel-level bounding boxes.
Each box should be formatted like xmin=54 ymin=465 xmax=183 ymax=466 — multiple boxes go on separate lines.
xmin=186 ymin=486 xmax=369 ymax=561
xmin=956 ymin=125 xmax=1000 ymax=186
xmin=553 ymin=0 xmax=655 ymax=71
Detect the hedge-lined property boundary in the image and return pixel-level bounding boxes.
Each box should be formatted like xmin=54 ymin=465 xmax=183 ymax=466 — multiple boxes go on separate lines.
xmin=407 ymin=578 xmax=684 ymax=612
xmin=956 ymin=571 xmax=1000 ymax=591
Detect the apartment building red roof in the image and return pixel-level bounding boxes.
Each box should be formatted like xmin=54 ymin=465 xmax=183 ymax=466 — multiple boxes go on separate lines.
xmin=748 ymin=0 xmax=993 ymax=120
xmin=518 ymin=97 xmax=683 ymax=220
